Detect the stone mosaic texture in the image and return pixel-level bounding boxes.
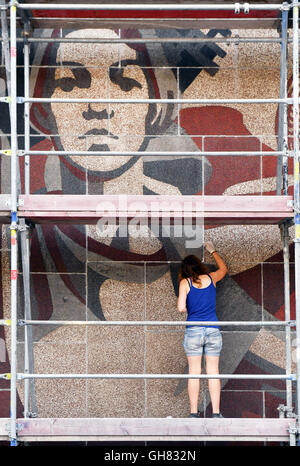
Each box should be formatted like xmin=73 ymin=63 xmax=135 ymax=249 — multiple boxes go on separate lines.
xmin=0 ymin=27 xmax=297 ymax=422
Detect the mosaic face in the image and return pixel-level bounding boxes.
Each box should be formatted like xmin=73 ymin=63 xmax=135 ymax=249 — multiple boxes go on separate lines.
xmin=51 ymin=30 xmax=149 ymax=171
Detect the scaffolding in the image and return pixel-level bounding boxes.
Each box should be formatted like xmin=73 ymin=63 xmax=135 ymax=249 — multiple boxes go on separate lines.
xmin=0 ymin=0 xmax=299 ymax=446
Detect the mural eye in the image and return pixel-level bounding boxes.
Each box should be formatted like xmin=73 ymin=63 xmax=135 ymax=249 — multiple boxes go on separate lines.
xmin=56 ymin=77 xmax=77 ymax=92
xmin=109 ymin=67 xmax=142 ymax=93
xmin=120 ymin=75 xmax=142 ymax=92
xmin=55 ymin=63 xmax=91 ymax=91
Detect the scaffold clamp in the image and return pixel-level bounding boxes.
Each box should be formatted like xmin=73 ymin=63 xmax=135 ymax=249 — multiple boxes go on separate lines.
xmin=0 ymin=319 xmax=11 ymax=327
xmin=283 ymin=145 xmax=291 ymax=158
xmin=23 ymin=411 xmax=38 ymax=419
xmin=288 ymin=422 xmax=300 ymax=436
xmin=17 ymin=220 xmax=32 ymax=233
xmin=8 ymin=1 xmax=19 ymax=8
xmin=0 ymin=96 xmax=11 ymax=104
xmin=234 ymin=3 xmax=250 ymax=14
xmin=5 ymin=421 xmax=23 ymax=437
xmin=281 ymin=2 xmax=291 ymax=11
xmin=292 ymin=203 xmax=300 ymax=214
xmin=278 ymin=404 xmax=295 ymax=418
xmin=234 ymin=3 xmax=241 ymax=14
xmin=10 ymin=211 xmax=18 ymax=226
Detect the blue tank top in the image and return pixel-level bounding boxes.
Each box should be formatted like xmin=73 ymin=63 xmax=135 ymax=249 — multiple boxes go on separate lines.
xmin=186 ymin=274 xmax=219 ymax=329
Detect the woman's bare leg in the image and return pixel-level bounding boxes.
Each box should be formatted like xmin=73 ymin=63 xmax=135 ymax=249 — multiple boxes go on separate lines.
xmin=187 ymin=355 xmax=202 ymax=413
xmin=205 ymin=355 xmax=221 ymax=414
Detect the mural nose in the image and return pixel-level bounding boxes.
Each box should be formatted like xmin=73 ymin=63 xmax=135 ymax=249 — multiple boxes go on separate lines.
xmin=82 ymin=104 xmax=115 ymax=121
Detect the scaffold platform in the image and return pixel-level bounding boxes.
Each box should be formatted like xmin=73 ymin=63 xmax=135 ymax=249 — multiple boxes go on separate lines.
xmin=0 ymin=194 xmax=294 ymax=225
xmin=0 ymin=417 xmax=297 ymax=443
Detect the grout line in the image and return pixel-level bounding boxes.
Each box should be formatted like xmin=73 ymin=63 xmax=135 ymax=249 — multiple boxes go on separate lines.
xmin=144 ymin=261 xmax=147 ymax=417
xmin=261 ymin=262 xmax=264 ymax=322
xmin=23 ymin=133 xmax=284 ymax=139
xmin=202 ymin=136 xmax=205 ymax=201
xmin=177 ymin=67 xmax=180 ymax=138
xmin=85 ymin=131 xmax=88 ymax=194
xmin=24 ymin=65 xmax=285 ymax=70
xmin=23 ymin=272 xmax=87 ymax=275
xmin=85 ymin=221 xmax=88 ymax=417
xmin=260 ymin=138 xmax=263 ymax=195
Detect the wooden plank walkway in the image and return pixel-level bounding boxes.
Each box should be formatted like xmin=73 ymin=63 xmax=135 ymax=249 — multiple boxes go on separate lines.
xmin=0 ymin=417 xmax=296 ymax=442
xmin=16 ymin=194 xmax=294 ymax=225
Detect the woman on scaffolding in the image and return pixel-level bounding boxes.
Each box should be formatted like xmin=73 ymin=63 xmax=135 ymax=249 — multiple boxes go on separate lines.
xmin=177 ymin=241 xmax=228 ymax=418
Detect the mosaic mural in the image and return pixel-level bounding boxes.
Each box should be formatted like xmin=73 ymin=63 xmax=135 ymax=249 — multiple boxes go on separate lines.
xmin=0 ymin=26 xmax=296 ymax=425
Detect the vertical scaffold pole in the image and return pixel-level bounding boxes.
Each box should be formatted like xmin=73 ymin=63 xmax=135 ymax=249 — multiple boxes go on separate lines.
xmin=292 ymin=1 xmax=300 ymax=442
xmin=23 ymin=23 xmax=30 ymax=194
xmin=9 ymin=1 xmax=18 ymax=447
xmin=278 ymin=4 xmax=293 ymax=417
xmin=19 ymin=219 xmax=37 ymax=418
xmin=281 ymin=223 xmax=293 ymax=412
xmin=277 ymin=4 xmax=289 ymax=195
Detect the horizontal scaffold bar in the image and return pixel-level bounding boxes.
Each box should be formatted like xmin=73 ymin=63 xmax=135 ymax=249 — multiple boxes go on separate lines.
xmin=18 ymin=150 xmax=286 ymax=158
xmin=15 ymin=3 xmax=287 ymax=11
xmin=1 ymin=37 xmax=296 ymax=45
xmin=17 ymin=373 xmax=296 ymax=380
xmin=17 ymin=37 xmax=285 ymax=44
xmin=19 ymin=150 xmax=287 ymax=157
xmin=18 ymin=97 xmax=292 ymax=105
xmin=19 ymin=320 xmax=295 ymax=327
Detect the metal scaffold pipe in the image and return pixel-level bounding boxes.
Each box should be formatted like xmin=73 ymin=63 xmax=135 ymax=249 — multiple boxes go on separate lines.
xmin=17 ymin=37 xmax=284 ymax=44
xmin=17 ymin=373 xmax=296 ymax=381
xmin=276 ymin=6 xmax=289 ymax=195
xmin=282 ymin=223 xmax=293 ymax=413
xmin=20 ymin=150 xmax=285 ymax=157
xmin=19 ymin=97 xmax=292 ymax=104
xmin=20 ymin=319 xmax=295 ymax=327
xmin=9 ymin=2 xmax=18 ymax=448
xmin=292 ymin=2 xmax=300 ymax=438
xmin=23 ymin=26 xmax=30 ymax=195
xmin=15 ymin=3 xmax=286 ymax=11
xmin=5 ymin=37 xmax=300 ymax=45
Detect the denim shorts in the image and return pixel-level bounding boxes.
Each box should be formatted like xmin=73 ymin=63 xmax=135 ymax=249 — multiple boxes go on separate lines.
xmin=183 ymin=326 xmax=222 ymax=357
